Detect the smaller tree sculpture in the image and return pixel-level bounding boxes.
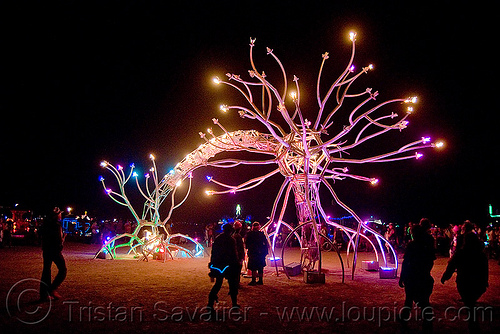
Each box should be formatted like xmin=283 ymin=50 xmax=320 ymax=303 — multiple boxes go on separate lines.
xmin=94 ymin=155 xmax=205 ymax=260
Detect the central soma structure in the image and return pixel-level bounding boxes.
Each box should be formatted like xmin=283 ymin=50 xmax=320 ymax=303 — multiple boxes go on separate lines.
xmin=97 ymin=32 xmax=443 ymax=280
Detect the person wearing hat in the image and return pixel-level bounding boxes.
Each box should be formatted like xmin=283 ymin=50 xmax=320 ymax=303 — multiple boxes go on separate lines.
xmin=245 ymin=222 xmax=268 ymax=285
xmin=40 ymin=207 xmax=67 ymax=301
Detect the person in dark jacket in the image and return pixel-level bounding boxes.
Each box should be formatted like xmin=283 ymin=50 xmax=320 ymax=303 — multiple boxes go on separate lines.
xmin=208 ymin=223 xmax=239 ymax=310
xmin=245 ymin=221 xmax=268 ymax=285
xmin=233 ymin=220 xmax=245 ymax=286
xmin=441 ymin=232 xmax=489 ymax=333
xmin=399 ymin=224 xmax=436 ymax=333
xmin=40 ymin=207 xmax=67 ymax=301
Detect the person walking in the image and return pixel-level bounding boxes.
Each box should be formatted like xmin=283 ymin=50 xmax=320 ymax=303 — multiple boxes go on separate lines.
xmin=207 ymin=223 xmax=240 ymax=312
xmin=40 ymin=207 xmax=67 ymax=301
xmin=441 ymin=232 xmax=489 ymax=333
xmin=399 ymin=224 xmax=436 ymax=333
xmin=245 ymin=221 xmax=268 ymax=286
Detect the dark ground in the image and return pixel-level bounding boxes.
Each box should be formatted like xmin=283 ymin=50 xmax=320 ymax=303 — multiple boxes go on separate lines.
xmin=1 ymin=242 xmax=499 ymax=333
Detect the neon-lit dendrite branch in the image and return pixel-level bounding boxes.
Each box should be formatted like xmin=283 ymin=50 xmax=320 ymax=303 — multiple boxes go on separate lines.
xmin=161 ymin=172 xmax=193 ymax=226
xmin=233 ymin=39 xmax=439 ymax=187
xmin=213 ymin=34 xmax=445 ymax=182
xmin=99 ymin=161 xmax=140 ymax=223
xmin=99 ymin=155 xmax=192 ymax=227
xmin=315 ymin=31 xmax=359 ymax=130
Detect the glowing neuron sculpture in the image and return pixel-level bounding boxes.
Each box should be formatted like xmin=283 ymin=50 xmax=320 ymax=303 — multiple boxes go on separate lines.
xmin=94 ymin=32 xmax=442 ymax=279
xmin=94 ymin=155 xmax=205 ymax=260
xmin=203 ymin=32 xmax=443 ymax=279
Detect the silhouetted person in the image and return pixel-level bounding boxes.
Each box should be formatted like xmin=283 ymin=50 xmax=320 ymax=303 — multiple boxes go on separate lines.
xmin=40 ymin=207 xmax=67 ymax=301
xmin=441 ymin=232 xmax=489 ymax=333
xmin=384 ymin=223 xmax=397 ymax=256
xmin=208 ymin=223 xmax=239 ymax=312
xmin=3 ymin=219 xmax=13 ymax=247
xmin=403 ymin=222 xmax=414 ymax=246
xmin=205 ymin=222 xmax=214 ymax=247
xmin=245 ymin=221 xmax=268 ymax=285
xmin=399 ymin=224 xmax=436 ymax=333
xmin=232 ymin=220 xmax=245 ymax=286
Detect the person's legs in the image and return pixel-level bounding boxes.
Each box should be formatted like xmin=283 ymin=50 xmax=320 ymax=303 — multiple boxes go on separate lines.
xmin=257 ymin=267 xmax=263 ymax=285
xmin=236 ymin=263 xmax=242 ymax=285
xmin=50 ymin=251 xmax=67 ymax=297
xmin=228 ymin=276 xmax=239 ymax=307
xmin=207 ymin=276 xmax=223 ymax=321
xmin=462 ymin=296 xmax=480 ymax=334
xmin=415 ymin=284 xmax=434 ymax=334
xmin=208 ymin=276 xmax=223 ymax=307
xmin=40 ymin=252 xmax=53 ymax=300
xmin=399 ymin=287 xmax=415 ymax=332
xmin=249 ymin=270 xmax=257 ymax=285
xmin=416 ymin=299 xmax=433 ymax=333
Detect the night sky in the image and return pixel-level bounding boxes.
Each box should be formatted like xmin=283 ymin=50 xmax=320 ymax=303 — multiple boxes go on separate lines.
xmin=1 ymin=1 xmax=497 ymax=227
